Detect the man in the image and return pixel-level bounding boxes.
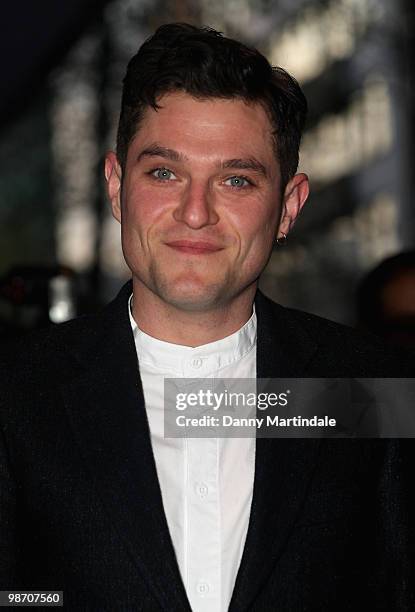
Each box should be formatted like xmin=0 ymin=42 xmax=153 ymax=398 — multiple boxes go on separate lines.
xmin=1 ymin=23 xmax=414 ymax=611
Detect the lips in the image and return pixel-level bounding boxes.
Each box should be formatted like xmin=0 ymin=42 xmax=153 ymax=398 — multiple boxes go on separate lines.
xmin=165 ymin=240 xmax=224 ymax=254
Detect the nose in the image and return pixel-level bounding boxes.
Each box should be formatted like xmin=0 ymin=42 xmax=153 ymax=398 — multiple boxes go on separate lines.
xmin=173 ymin=181 xmax=219 ymax=228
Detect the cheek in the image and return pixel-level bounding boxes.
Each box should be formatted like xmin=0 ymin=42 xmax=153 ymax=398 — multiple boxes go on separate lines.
xmin=233 ymin=212 xmax=277 ymax=272
xmin=122 ymin=187 xmax=168 ymax=235
xmin=235 ymin=209 xmax=277 ymax=249
xmin=246 ymin=230 xmax=274 ymax=264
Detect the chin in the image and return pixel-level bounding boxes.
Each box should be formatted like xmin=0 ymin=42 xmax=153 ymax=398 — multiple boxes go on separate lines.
xmin=157 ymin=281 xmax=231 ymax=312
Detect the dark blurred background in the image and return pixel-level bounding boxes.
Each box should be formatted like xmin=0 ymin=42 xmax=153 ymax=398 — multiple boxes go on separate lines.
xmin=1 ymin=0 xmax=415 ymax=341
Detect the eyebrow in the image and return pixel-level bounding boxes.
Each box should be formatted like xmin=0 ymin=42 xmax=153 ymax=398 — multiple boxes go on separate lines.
xmin=137 ymin=145 xmax=187 ymax=163
xmin=137 ymin=143 xmax=268 ymax=177
xmin=221 ymin=158 xmax=268 ymax=177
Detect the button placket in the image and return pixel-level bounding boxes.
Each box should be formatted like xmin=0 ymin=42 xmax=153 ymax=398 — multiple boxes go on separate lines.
xmin=186 ymin=438 xmax=221 ymax=610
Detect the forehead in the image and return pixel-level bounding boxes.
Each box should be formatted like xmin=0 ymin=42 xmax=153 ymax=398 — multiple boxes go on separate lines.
xmin=128 ymin=92 xmax=276 ymax=163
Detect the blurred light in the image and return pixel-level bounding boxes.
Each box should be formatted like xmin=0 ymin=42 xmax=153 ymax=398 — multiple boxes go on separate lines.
xmin=49 ymin=275 xmax=76 ymax=323
xmin=100 ymin=214 xmax=130 ymax=277
xmin=55 ymin=207 xmax=97 ymax=271
xmin=330 ymin=192 xmax=399 ymax=266
xmin=50 ymin=34 xmax=100 ymax=272
xmin=354 ymin=192 xmax=399 ymax=265
xmin=299 ymin=77 xmax=393 ymax=185
xmin=270 ymin=0 xmax=373 ymax=84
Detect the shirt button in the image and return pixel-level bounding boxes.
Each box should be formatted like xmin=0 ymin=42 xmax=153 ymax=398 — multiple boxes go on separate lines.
xmin=197 ymin=581 xmax=210 ymax=596
xmin=196 ymin=482 xmax=209 ymax=498
xmin=192 ymin=358 xmax=203 ymax=369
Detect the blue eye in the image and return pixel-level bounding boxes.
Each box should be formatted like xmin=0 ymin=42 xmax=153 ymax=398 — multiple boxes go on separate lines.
xmin=225 ymin=176 xmax=251 ymax=188
xmin=152 ymin=168 xmax=176 ymax=180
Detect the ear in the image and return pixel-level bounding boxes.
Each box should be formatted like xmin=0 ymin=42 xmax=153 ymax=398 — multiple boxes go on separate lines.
xmin=277 ymin=173 xmax=309 ymax=239
xmin=105 ymin=151 xmax=122 ymax=223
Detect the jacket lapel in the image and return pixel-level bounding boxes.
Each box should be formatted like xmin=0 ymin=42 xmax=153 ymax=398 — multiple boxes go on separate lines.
xmin=61 ymin=282 xmax=191 ymax=612
xmin=229 ymin=291 xmax=322 ymax=611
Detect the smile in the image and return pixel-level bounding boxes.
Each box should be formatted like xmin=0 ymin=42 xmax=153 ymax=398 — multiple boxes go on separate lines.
xmin=165 ymin=240 xmax=224 ymax=255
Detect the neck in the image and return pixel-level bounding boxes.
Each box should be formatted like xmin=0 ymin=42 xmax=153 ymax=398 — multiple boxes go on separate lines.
xmin=130 ymin=281 xmax=256 ymax=347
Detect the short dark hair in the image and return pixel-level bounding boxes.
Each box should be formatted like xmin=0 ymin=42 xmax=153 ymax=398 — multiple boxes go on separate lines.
xmin=116 ymin=23 xmax=307 ymax=189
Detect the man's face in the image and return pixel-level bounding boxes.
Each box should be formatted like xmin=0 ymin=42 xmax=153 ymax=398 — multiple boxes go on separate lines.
xmin=106 ymin=92 xmax=308 ymax=312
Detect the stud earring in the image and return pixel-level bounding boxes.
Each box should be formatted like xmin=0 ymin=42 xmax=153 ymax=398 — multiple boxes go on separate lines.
xmin=276 ymin=232 xmax=287 ymax=246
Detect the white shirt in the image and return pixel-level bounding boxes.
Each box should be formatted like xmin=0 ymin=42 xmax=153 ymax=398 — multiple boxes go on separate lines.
xmin=128 ymin=298 xmax=257 ymax=612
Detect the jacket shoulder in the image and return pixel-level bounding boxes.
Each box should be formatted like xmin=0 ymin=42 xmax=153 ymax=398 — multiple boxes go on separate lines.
xmin=0 ymin=314 xmax=96 ymax=391
xmin=0 ymin=281 xmax=132 ymax=388
xmin=256 ymin=291 xmax=415 ymax=376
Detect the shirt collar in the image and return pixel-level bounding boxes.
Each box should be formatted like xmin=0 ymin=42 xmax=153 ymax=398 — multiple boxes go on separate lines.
xmin=128 ymin=295 xmax=257 ymax=376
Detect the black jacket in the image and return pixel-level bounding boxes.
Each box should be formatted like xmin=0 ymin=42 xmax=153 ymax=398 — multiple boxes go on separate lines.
xmin=1 ymin=282 xmax=414 ymax=611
